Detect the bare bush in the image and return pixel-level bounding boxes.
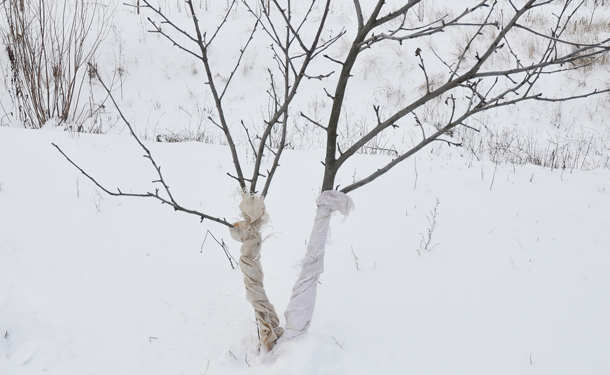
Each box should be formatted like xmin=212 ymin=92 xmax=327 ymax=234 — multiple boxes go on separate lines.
xmin=457 ymin=121 xmax=610 ymax=171
xmin=1 ymin=0 xmax=111 ymax=129
xmin=418 ymin=197 xmax=440 ymax=255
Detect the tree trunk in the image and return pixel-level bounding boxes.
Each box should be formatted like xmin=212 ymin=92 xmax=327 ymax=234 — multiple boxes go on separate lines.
xmin=281 ymin=190 xmax=354 ymax=340
xmin=230 ymin=194 xmax=283 ymax=351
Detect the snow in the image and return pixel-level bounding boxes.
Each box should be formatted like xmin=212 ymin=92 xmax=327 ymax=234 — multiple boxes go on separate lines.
xmin=2 ymin=1 xmax=610 ymax=374
xmin=2 ymin=126 xmax=609 ymax=374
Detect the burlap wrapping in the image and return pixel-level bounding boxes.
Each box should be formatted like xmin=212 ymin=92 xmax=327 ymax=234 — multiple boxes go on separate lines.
xmin=229 ymin=194 xmax=284 ymax=352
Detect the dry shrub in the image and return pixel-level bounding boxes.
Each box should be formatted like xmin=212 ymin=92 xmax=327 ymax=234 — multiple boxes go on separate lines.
xmin=1 ymin=0 xmax=111 ymax=129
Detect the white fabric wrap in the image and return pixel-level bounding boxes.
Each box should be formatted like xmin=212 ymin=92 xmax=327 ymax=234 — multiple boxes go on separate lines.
xmin=281 ymin=190 xmax=354 ymax=340
xmin=229 ymin=194 xmax=283 ymax=352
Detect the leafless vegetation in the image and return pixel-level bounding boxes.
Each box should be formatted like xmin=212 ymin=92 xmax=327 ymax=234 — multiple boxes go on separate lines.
xmin=418 ymin=197 xmax=440 ymax=255
xmin=55 ymin=0 xmax=343 ymax=351
xmin=318 ymin=0 xmax=610 ymax=194
xmin=52 ymin=0 xmax=610 ymax=352
xmin=0 ymin=0 xmax=111 ymax=129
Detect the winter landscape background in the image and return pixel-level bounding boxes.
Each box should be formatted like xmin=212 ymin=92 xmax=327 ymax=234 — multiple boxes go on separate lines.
xmin=1 ymin=1 xmax=610 ymax=374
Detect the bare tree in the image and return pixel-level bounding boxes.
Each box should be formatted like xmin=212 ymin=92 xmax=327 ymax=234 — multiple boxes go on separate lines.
xmin=1 ymin=0 xmax=111 ymax=129
xmin=54 ymin=0 xmax=610 ymax=351
xmin=318 ymin=0 xmax=610 ymax=193
xmin=56 ymin=0 xmax=342 ymax=352
xmin=282 ymin=0 xmax=609 ymax=341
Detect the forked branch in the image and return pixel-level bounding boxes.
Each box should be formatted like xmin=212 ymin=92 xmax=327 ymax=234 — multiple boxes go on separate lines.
xmin=322 ymin=0 xmax=610 ymax=193
xmin=53 ymin=65 xmax=234 ymax=228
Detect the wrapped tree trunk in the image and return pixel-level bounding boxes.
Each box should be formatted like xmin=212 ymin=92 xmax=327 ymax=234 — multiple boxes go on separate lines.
xmin=281 ymin=190 xmax=354 ymax=340
xmin=230 ymin=194 xmax=283 ymax=352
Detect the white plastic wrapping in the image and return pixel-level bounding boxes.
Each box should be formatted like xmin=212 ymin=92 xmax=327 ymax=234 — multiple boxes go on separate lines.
xmin=281 ymin=190 xmax=354 ymax=340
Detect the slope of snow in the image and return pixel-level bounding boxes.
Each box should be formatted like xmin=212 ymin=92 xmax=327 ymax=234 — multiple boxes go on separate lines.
xmin=1 ymin=0 xmax=610 ymax=374
xmin=1 ymin=126 xmax=609 ymax=374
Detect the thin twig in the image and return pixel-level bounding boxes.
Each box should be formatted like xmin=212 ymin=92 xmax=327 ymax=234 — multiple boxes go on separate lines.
xmin=350 ymin=246 xmax=359 ymax=271
xmin=300 ymin=112 xmax=327 ymax=131
xmin=332 ymin=336 xmax=345 ymax=349
xmin=52 ymin=66 xmax=233 ymax=228
xmin=202 ymin=230 xmax=238 ymax=269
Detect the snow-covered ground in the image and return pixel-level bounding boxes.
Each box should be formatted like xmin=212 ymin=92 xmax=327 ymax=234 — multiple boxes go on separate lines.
xmin=1 ymin=1 xmax=610 ymax=374
xmin=2 ymin=125 xmax=610 ymax=374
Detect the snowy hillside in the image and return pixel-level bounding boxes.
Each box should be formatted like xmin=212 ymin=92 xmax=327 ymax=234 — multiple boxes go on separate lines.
xmin=1 ymin=1 xmax=610 ymax=374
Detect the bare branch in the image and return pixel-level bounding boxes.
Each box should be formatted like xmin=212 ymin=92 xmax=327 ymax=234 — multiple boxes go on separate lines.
xmin=250 ymin=0 xmax=335 ymax=193
xmin=270 ymin=0 xmax=312 ymax=52
xmin=241 ymin=120 xmax=259 ymax=159
xmin=146 ymin=17 xmax=203 ymax=60
xmin=183 ymin=0 xmax=247 ymax=190
xmin=413 ymin=112 xmax=426 ymax=140
xmin=508 ymin=0 xmax=518 ymax=12
xmin=332 ymin=0 xmax=609 ymax=193
xmin=334 ymin=1 xmax=538 ymax=175
xmin=353 ymin=0 xmax=364 ymax=30
xmin=141 ymin=0 xmax=198 ymax=44
xmin=433 ymin=138 xmax=462 ymax=147
xmin=305 ymin=71 xmax=335 ymax=80
xmin=52 ymin=144 xmax=233 ymax=228
xmin=324 ymin=54 xmax=345 ymax=66
xmin=503 ymin=36 xmax=524 ymax=69
xmin=228 ymin=173 xmax=254 ymax=184
xmin=446 ymin=94 xmax=457 ymax=125
xmin=471 ymin=46 xmax=610 ymax=80
xmin=202 ymin=230 xmax=238 ymax=269
xmin=300 ymin=112 xmax=327 ymax=131
xmin=243 ymin=1 xmax=281 ymax=46
xmin=311 ymin=31 xmax=347 ymax=59
xmin=374 ymin=0 xmax=423 ymax=27
xmin=262 ymin=114 xmax=287 ymax=197
xmin=51 ymin=65 xmax=235 ymax=228
xmin=341 ymin=82 xmax=610 ymax=194
xmin=219 ymin=21 xmax=259 ymax=100
xmin=207 ymin=0 xmax=238 ymax=47
xmin=448 ymin=1 xmax=498 ymax=81
xmin=358 ymin=1 xmax=494 ymax=51
xmin=514 ymin=23 xmax=610 ymax=49
xmin=534 ymin=88 xmax=610 ymax=103
xmin=416 ymin=48 xmax=431 ymax=94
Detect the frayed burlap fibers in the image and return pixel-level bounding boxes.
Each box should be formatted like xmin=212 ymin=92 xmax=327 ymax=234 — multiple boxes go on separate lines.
xmin=229 ymin=193 xmax=283 ymax=352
